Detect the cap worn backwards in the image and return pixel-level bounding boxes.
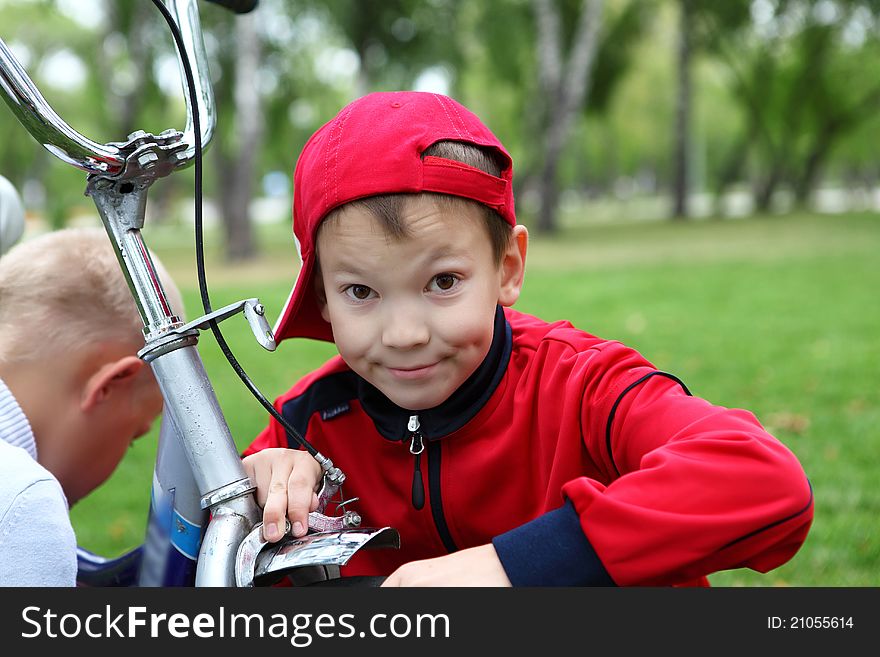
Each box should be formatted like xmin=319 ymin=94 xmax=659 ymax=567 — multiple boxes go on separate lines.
xmin=274 ymin=91 xmax=516 ymax=343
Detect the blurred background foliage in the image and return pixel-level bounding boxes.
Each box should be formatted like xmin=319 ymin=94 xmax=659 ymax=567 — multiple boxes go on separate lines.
xmin=2 ymin=0 xmax=880 ymax=256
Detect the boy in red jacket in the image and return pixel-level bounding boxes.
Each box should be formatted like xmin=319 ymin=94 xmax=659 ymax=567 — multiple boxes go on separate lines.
xmin=242 ymin=91 xmax=813 ymax=586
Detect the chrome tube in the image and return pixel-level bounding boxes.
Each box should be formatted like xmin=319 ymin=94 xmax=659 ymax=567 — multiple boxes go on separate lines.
xmin=167 ymin=0 xmax=216 ymax=162
xmin=196 ymin=500 xmax=261 ymax=587
xmin=88 ymin=179 xmax=181 ymax=335
xmin=0 ymin=0 xmax=215 ymax=175
xmin=0 ymin=38 xmax=125 ymax=176
xmin=149 ymin=346 xmax=254 ymax=497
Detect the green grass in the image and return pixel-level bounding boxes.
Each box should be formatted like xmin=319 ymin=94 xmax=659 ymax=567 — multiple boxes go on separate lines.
xmin=70 ymin=211 xmax=880 ymax=586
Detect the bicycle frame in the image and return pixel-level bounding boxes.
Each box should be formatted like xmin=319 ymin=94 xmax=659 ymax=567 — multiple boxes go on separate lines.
xmin=0 ymin=0 xmax=397 ymax=587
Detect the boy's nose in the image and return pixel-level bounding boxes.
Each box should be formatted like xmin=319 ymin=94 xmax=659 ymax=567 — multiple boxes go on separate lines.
xmin=381 ymin=312 xmax=430 ymax=349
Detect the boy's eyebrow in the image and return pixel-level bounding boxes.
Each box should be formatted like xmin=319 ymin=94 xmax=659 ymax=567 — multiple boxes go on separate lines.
xmin=324 ymin=263 xmax=367 ymax=277
xmin=324 ymin=244 xmax=469 ymax=274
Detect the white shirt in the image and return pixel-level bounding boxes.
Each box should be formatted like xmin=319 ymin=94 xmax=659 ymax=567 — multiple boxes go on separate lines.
xmin=0 ymin=377 xmax=77 ymax=586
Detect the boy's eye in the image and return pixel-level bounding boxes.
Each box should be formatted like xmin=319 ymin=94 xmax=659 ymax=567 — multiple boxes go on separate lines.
xmin=428 ymin=273 xmax=459 ymax=293
xmin=344 ymin=284 xmax=375 ymax=301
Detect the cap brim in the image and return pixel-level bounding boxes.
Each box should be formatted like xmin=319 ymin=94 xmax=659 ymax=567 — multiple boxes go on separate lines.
xmin=272 ymin=253 xmax=334 ymax=343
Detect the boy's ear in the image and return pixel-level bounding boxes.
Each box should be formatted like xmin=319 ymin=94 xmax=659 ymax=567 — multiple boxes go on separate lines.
xmin=498 ymin=224 xmax=528 ymax=307
xmin=81 ymin=355 xmax=145 ymax=412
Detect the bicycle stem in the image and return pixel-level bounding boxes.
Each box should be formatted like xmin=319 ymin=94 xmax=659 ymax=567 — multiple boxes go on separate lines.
xmin=88 ymin=176 xmax=260 ymax=586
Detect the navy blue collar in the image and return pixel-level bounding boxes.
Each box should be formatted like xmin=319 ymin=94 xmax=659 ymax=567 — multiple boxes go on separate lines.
xmin=357 ymin=305 xmax=512 ymax=441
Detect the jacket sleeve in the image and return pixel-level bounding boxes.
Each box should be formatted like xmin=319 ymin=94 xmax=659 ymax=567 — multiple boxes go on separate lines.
xmin=562 ymin=346 xmax=814 ymax=586
xmin=494 ymin=342 xmax=813 ymax=587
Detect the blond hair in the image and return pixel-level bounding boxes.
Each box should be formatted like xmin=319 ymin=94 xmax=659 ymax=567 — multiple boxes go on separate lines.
xmin=0 ymin=227 xmax=184 ymax=363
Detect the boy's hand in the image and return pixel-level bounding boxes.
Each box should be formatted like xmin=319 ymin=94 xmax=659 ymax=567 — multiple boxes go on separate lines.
xmin=242 ymin=448 xmax=322 ymax=542
xmin=381 ymin=544 xmax=512 ymax=587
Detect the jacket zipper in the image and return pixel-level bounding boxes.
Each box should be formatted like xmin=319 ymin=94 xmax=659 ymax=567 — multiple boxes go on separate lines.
xmin=407 ymin=415 xmax=425 ymax=510
xmin=405 ymin=414 xmax=458 ymax=552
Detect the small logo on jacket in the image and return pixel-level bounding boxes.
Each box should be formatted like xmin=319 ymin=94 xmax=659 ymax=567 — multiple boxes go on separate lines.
xmin=321 ymin=402 xmax=350 ymax=421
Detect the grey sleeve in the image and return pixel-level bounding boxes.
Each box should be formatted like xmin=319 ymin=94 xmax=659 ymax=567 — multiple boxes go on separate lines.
xmin=0 ymin=478 xmax=77 ymax=586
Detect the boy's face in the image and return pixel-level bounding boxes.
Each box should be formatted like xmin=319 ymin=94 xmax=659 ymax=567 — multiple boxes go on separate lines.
xmin=63 ymin=365 xmax=164 ymax=505
xmin=315 ymin=196 xmax=524 ymax=411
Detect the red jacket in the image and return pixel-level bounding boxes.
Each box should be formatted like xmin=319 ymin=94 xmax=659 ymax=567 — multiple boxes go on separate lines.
xmin=244 ymin=307 xmax=813 ymax=586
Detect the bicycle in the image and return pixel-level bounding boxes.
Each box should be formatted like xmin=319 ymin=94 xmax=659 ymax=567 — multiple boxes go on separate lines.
xmin=0 ymin=0 xmax=398 ymax=587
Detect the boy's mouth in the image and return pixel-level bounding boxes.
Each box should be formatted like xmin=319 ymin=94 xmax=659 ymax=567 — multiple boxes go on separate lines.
xmin=386 ymin=362 xmax=439 ymax=380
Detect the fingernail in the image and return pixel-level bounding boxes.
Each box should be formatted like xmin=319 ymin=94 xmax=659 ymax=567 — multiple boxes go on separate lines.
xmin=292 ymin=521 xmax=304 ymax=536
xmin=265 ymin=522 xmax=278 ymax=540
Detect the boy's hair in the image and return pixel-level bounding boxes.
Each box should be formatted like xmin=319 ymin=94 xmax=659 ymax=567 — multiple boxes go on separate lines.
xmin=325 ymin=141 xmax=513 ymax=264
xmin=275 ymin=91 xmax=517 ymax=343
xmin=0 ymin=227 xmax=183 ymax=363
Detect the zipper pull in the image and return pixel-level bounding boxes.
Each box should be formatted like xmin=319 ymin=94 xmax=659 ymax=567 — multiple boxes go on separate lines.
xmin=408 ymin=415 xmax=425 ymax=510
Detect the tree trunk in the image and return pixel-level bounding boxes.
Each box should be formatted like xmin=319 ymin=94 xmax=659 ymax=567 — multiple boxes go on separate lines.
xmin=711 ymin=133 xmax=749 ymax=217
xmin=794 ymin=134 xmax=833 ymax=208
xmin=532 ymin=0 xmax=604 ymax=233
xmin=754 ymin=163 xmax=784 ymax=214
xmin=672 ymin=0 xmax=692 ymax=220
xmin=217 ymin=13 xmax=263 ymax=262
xmin=536 ymin=150 xmax=561 ymax=233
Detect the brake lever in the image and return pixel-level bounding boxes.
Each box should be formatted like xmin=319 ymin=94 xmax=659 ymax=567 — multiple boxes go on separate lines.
xmin=308 ymin=473 xmax=362 ymax=532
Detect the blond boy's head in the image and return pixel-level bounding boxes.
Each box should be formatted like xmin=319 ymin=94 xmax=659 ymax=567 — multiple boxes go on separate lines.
xmin=0 ymin=227 xmax=183 ymax=504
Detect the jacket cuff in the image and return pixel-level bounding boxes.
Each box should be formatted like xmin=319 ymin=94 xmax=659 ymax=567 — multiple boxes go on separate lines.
xmin=491 ymin=500 xmax=616 ymax=586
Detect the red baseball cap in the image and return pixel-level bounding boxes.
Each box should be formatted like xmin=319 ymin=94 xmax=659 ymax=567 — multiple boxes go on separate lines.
xmin=273 ymin=91 xmax=516 ymax=343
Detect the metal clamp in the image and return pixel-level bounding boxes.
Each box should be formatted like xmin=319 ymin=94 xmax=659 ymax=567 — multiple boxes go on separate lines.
xmin=101 ymin=129 xmax=189 ymax=184
xmin=308 ymin=509 xmax=362 ymax=533
xmin=138 ymin=298 xmax=275 ymax=362
xmin=200 ymin=478 xmax=257 ymax=510
xmin=307 ymin=472 xmax=362 ymax=532
xmin=174 ymin=298 xmax=276 ymax=351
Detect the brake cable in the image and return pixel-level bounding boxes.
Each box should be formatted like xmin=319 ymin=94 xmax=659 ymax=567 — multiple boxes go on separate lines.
xmin=150 ymin=0 xmax=327 ymax=466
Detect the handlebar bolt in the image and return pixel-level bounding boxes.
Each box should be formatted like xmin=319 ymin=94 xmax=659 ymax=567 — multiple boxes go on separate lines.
xmin=138 ymin=152 xmax=159 ymax=169
xmin=254 ymin=304 xmax=264 ymax=316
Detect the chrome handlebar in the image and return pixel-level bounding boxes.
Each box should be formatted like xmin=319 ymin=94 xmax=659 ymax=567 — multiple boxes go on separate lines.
xmin=0 ymin=0 xmax=214 ymax=180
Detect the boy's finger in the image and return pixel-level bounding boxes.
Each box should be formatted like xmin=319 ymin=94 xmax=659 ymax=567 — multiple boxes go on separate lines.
xmin=287 ymin=458 xmax=322 ymax=537
xmin=261 ymin=465 xmax=294 ymax=542
xmin=242 ymin=457 xmax=268 ymax=507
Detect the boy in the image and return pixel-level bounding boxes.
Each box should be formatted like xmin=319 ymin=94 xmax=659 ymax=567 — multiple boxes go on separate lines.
xmin=0 ymin=227 xmax=181 ymax=586
xmin=243 ymin=91 xmax=813 ymax=586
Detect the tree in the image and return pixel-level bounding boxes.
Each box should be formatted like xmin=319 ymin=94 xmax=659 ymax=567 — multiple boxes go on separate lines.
xmin=205 ymin=9 xmax=263 ymax=261
xmin=531 ymin=0 xmax=605 ymax=233
xmin=318 ymin=0 xmax=463 ymax=94
xmin=672 ymin=0 xmax=693 ymax=219
xmin=703 ymin=0 xmax=880 ymax=212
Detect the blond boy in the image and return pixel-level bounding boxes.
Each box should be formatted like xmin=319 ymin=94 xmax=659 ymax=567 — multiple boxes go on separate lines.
xmin=0 ymin=227 xmax=182 ymax=586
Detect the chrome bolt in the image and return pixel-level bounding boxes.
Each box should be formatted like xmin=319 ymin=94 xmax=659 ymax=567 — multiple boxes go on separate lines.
xmin=344 ymin=511 xmax=362 ymax=528
xmin=137 ymin=152 xmax=159 ymax=168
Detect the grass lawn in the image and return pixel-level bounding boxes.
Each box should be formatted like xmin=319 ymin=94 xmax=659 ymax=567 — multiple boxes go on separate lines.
xmin=70 ymin=211 xmax=880 ymax=586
